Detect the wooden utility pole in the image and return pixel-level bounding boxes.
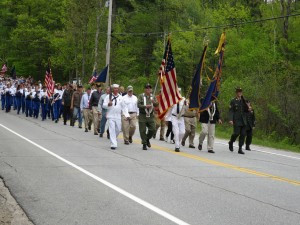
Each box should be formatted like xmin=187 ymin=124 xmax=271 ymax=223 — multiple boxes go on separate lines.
xmin=105 ymin=0 xmax=113 ymax=85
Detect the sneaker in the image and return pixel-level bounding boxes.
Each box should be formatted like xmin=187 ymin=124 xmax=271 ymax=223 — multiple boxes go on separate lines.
xmin=198 ymin=144 xmax=202 ymax=150
xmin=208 ymin=150 xmax=215 ymax=153
xmin=228 ymin=141 xmax=234 ymax=152
xmin=175 ymin=148 xmax=180 ymax=152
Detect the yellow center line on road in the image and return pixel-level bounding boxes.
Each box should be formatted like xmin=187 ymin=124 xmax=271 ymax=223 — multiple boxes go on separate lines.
xmin=125 ymin=136 xmax=300 ymax=186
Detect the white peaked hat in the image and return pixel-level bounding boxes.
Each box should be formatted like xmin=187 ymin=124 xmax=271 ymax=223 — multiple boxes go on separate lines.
xmin=111 ymin=84 xmax=119 ymax=88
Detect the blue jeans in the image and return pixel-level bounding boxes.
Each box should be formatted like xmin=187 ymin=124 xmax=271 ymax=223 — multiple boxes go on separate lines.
xmin=73 ymin=107 xmax=82 ymax=127
xmin=100 ymin=109 xmax=108 ymax=134
xmin=1 ymin=95 xmax=5 ymax=110
xmin=25 ymin=99 xmax=32 ymax=117
xmin=53 ymin=99 xmax=61 ymax=120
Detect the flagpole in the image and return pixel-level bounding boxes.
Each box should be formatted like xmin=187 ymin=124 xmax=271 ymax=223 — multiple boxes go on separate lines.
xmin=153 ymin=32 xmax=167 ymax=96
xmin=105 ymin=0 xmax=113 ymax=87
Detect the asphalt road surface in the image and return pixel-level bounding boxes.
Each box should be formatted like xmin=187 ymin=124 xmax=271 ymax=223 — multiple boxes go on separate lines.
xmin=0 ymin=110 xmax=299 ymax=225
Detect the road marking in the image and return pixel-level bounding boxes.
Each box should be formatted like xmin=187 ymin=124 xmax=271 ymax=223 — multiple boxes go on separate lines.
xmin=129 ymin=138 xmax=300 ymax=186
xmin=0 ymin=124 xmax=190 ymax=225
xmin=214 ymin=141 xmax=300 ymax=160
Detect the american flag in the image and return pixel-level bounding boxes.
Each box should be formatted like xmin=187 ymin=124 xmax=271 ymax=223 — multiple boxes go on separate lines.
xmin=45 ymin=62 xmax=55 ymax=97
xmin=158 ymin=39 xmax=182 ymax=119
xmin=89 ymin=70 xmax=98 ymax=84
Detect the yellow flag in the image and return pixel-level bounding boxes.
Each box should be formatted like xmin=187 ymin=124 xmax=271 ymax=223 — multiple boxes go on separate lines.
xmin=215 ymin=32 xmax=226 ymax=54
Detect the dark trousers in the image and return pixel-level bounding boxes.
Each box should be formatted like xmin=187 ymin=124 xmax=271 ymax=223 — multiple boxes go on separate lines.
xmin=138 ymin=114 xmax=156 ymax=145
xmin=166 ymin=121 xmax=174 ymax=140
xmin=1 ymin=95 xmax=5 ymax=110
xmin=246 ymin=128 xmax=253 ymax=147
xmin=25 ymin=100 xmax=32 ymax=117
xmin=53 ymin=100 xmax=61 ymax=120
xmin=41 ymin=104 xmax=48 ymax=120
xmin=63 ymin=105 xmax=71 ymax=124
xmin=21 ymin=96 xmax=25 ymax=113
xmin=13 ymin=96 xmax=17 ymax=109
xmin=33 ymin=102 xmax=40 ymax=118
xmin=5 ymin=95 xmax=11 ymax=112
xmin=16 ymin=97 xmax=22 ymax=114
xmin=230 ymin=125 xmax=246 ymax=147
xmin=100 ymin=109 xmax=107 ymax=133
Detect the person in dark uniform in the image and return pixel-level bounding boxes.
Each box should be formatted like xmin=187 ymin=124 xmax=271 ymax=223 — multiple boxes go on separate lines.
xmin=245 ymin=100 xmax=255 ymax=151
xmin=137 ymin=84 xmax=158 ymax=150
xmin=62 ymin=84 xmax=74 ymax=125
xmin=228 ymin=87 xmax=248 ymax=154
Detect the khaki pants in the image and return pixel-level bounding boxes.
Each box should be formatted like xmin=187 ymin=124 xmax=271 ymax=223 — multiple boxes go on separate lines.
xmin=155 ymin=117 xmax=166 ymax=139
xmin=182 ymin=117 xmax=196 ymax=146
xmin=122 ymin=113 xmax=137 ymax=141
xmin=83 ymin=109 xmax=93 ymax=129
xmin=92 ymin=106 xmax=101 ymax=133
xmin=199 ymin=122 xmax=215 ymax=150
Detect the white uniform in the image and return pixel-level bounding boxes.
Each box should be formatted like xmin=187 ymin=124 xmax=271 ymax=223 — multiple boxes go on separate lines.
xmin=103 ymin=94 xmax=129 ymax=148
xmin=122 ymin=94 xmax=139 ymax=142
xmin=167 ymin=98 xmax=187 ymax=149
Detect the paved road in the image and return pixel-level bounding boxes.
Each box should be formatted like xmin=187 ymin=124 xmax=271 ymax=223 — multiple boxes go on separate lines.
xmin=0 ymin=110 xmax=299 ymax=225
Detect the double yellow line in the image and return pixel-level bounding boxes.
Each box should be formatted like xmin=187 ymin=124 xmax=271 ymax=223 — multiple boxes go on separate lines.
xmin=128 ymin=136 xmax=300 ymax=186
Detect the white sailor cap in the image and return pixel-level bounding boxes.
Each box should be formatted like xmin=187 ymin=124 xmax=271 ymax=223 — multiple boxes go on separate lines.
xmin=111 ymin=84 xmax=119 ymax=88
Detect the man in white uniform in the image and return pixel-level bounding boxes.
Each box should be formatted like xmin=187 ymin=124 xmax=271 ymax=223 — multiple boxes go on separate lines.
xmin=103 ymin=84 xmax=129 ymax=150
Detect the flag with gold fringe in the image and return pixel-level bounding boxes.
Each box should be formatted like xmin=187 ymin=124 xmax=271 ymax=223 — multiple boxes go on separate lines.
xmin=200 ymin=32 xmax=226 ymax=112
xmin=188 ymin=45 xmax=208 ymax=110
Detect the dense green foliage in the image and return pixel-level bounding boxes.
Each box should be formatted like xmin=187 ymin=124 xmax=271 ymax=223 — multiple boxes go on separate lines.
xmin=0 ymin=0 xmax=299 ymax=147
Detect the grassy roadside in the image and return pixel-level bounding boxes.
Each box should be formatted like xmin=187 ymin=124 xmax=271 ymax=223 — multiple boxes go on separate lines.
xmin=197 ymin=124 xmax=300 ymax=153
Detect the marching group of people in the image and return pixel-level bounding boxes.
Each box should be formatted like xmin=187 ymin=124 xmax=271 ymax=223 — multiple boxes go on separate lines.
xmin=0 ymin=76 xmax=255 ymax=154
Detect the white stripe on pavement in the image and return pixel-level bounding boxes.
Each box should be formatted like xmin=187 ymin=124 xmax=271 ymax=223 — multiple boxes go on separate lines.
xmin=0 ymin=124 xmax=190 ymax=225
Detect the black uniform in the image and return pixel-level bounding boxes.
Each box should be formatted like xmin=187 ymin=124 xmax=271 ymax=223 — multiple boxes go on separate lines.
xmin=245 ymin=108 xmax=255 ymax=150
xmin=228 ymin=97 xmax=248 ymax=151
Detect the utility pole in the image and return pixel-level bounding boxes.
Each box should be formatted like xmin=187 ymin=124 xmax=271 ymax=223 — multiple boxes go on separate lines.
xmin=105 ymin=0 xmax=113 ymax=86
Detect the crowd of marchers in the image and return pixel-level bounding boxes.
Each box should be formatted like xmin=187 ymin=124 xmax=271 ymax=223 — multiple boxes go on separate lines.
xmin=0 ymin=75 xmax=255 ymax=154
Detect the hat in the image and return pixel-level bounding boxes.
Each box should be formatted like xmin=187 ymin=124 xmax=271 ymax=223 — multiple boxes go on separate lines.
xmin=78 ymin=85 xmax=83 ymax=88
xmin=235 ymin=87 xmax=242 ymax=92
xmin=144 ymin=83 xmax=152 ymax=89
xmin=111 ymin=84 xmax=119 ymax=88
xmin=127 ymin=85 xmax=133 ymax=91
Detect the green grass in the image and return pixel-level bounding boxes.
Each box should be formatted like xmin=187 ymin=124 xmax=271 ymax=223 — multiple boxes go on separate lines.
xmin=197 ymin=125 xmax=300 ymax=153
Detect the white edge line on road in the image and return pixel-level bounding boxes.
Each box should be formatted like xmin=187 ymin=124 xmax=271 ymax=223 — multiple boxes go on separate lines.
xmin=0 ymin=124 xmax=190 ymax=225
xmin=215 ymin=141 xmax=300 ymax=160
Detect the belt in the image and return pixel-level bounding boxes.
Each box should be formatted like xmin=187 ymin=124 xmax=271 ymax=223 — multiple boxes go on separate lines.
xmin=183 ymin=115 xmax=195 ymax=118
xmin=129 ymin=112 xmax=137 ymax=114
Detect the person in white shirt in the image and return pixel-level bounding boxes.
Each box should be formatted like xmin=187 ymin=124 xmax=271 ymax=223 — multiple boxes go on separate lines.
xmin=166 ymin=90 xmax=187 ymax=152
xmin=122 ymin=85 xmax=139 ymax=144
xmin=80 ymin=87 xmax=93 ymax=132
xmin=103 ymin=84 xmax=129 ymax=150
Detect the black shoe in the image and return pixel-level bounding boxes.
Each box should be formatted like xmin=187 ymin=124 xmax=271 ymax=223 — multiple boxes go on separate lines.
xmin=88 ymin=125 xmax=91 ymax=130
xmin=228 ymin=141 xmax=233 ymax=152
xmin=175 ymin=148 xmax=180 ymax=152
xmin=246 ymin=146 xmax=251 ymax=151
xmin=181 ymin=140 xmax=185 ymax=146
xmin=129 ymin=136 xmax=133 ymax=143
xmin=94 ymin=132 xmax=98 ymax=135
xmin=55 ymin=120 xmax=58 ymax=123
xmin=238 ymin=148 xmax=245 ymax=154
xmin=159 ymin=137 xmax=165 ymax=141
xmin=153 ymin=135 xmax=156 ymax=139
xmin=64 ymin=122 xmax=67 ymax=125
xmin=198 ymin=144 xmax=202 ymax=150
xmin=111 ymin=147 xmax=116 ymax=150
xmin=85 ymin=128 xmax=88 ymax=132
xmin=208 ymin=150 xmax=215 ymax=154
xmin=189 ymin=144 xmax=195 ymax=149
xmin=124 ymin=141 xmax=129 ymax=145
xmin=107 ymin=134 xmax=110 ymax=139
xmin=99 ymin=133 xmax=103 ymax=137
xmin=146 ymin=139 xmax=151 ymax=148
xmin=79 ymin=126 xmax=82 ymax=129
xmin=142 ymin=144 xmax=147 ymax=150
